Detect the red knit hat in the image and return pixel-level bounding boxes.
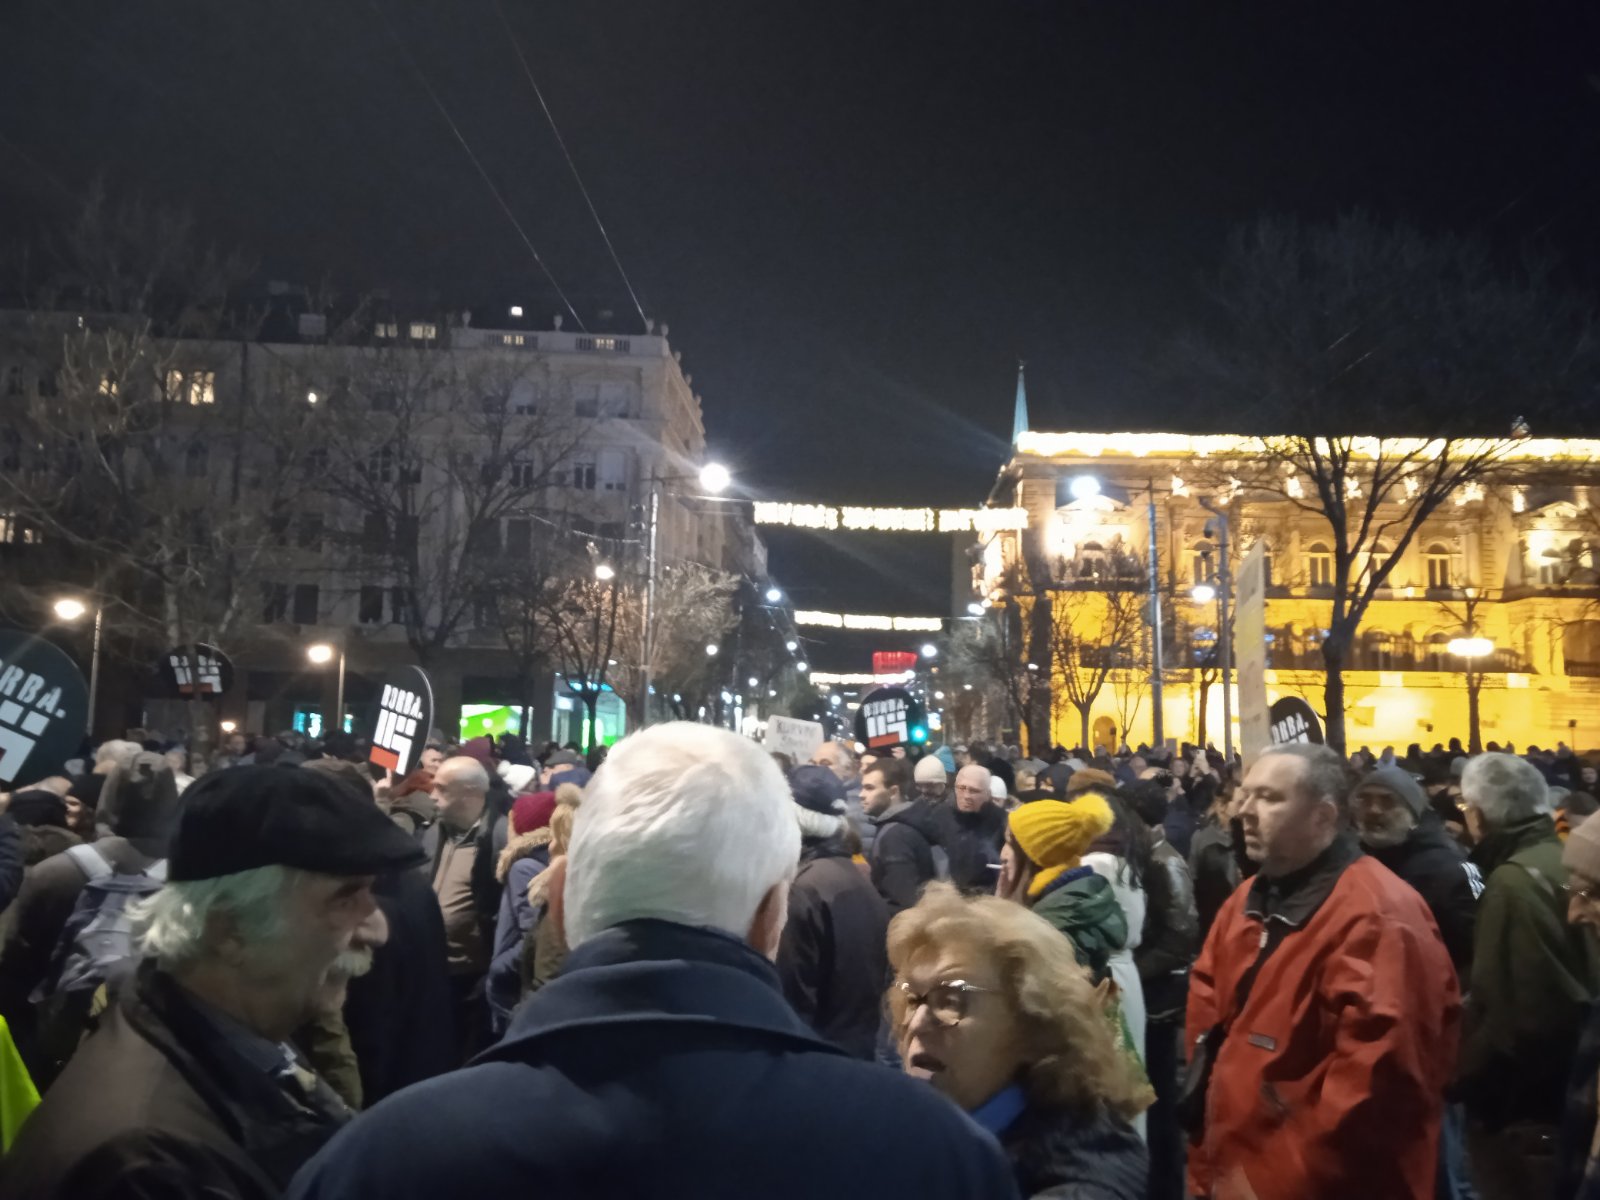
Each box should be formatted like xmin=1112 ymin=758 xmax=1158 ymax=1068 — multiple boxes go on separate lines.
xmin=511 ymin=790 xmax=558 ymax=836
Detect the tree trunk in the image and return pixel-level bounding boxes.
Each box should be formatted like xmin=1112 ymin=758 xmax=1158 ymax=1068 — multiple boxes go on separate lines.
xmin=581 ymin=693 xmax=601 ymax=751
xmin=1467 ymin=675 xmax=1483 ymax=754
xmin=1024 ymin=596 xmax=1053 ymax=755
xmin=1079 ymin=705 xmax=1091 ymax=755
xmin=1196 ymin=673 xmax=1210 ymax=748
xmin=1322 ymin=636 xmax=1349 ymax=754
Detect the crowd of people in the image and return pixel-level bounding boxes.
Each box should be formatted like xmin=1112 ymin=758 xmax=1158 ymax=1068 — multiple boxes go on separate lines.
xmin=0 ymin=719 xmax=1595 ymax=1198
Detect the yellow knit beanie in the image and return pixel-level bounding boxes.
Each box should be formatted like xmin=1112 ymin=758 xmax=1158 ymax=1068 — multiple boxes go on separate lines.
xmin=1007 ymin=793 xmax=1115 ymax=898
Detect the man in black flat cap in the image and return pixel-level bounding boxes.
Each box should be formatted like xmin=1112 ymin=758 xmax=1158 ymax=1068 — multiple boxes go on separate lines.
xmin=2 ymin=765 xmax=426 ymax=1200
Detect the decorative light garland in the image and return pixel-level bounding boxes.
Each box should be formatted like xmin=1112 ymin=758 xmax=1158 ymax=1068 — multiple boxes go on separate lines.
xmin=754 ymin=502 xmax=1027 ymax=533
xmin=809 ymin=671 xmax=915 ymax=686
xmin=793 ymin=610 xmax=945 ymax=632
xmin=1014 ymin=431 xmax=1600 ymax=463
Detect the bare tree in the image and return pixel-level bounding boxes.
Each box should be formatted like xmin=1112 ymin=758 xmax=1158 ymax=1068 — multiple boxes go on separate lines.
xmin=1048 ymin=581 xmax=1148 ymax=753
xmin=1183 ymin=213 xmax=1596 ymax=750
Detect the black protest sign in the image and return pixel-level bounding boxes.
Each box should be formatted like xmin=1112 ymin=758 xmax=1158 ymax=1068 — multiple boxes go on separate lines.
xmin=369 ymin=666 xmax=433 ymax=775
xmin=0 ymin=631 xmax=89 ymax=787
xmin=157 ymin=643 xmax=234 ymax=698
xmin=1269 ymin=696 xmax=1324 ymax=746
xmin=854 ymin=685 xmax=928 ymax=750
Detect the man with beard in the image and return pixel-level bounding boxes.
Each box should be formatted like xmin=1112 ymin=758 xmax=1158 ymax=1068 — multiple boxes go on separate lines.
xmin=944 ymin=764 xmax=1006 ymax=894
xmin=2 ymin=767 xmax=420 ymax=1200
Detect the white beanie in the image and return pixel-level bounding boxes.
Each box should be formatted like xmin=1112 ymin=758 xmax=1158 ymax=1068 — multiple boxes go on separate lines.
xmin=913 ymin=756 xmax=947 ymax=785
xmin=989 ymin=776 xmax=1009 ymax=801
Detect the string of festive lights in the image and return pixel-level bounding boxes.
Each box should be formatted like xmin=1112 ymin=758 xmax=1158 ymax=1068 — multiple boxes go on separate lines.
xmin=753 ymin=502 xmax=1027 ymax=533
xmin=808 ymin=671 xmax=915 ymax=686
xmin=1014 ymin=431 xmax=1600 ymax=462
xmin=792 ymin=610 xmax=945 ymax=632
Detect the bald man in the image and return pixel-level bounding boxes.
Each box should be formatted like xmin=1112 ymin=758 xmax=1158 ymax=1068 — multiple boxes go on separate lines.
xmin=944 ymin=764 xmax=1006 ymax=893
xmin=422 ymin=756 xmax=507 ymax=1060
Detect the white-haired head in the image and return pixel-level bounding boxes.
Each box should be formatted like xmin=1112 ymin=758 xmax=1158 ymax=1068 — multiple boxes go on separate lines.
xmin=95 ymin=739 xmax=142 ymax=774
xmin=1461 ymin=752 xmax=1551 ymax=828
xmin=134 ymin=865 xmax=301 ymax=969
xmin=564 ymin=722 xmax=800 ymax=950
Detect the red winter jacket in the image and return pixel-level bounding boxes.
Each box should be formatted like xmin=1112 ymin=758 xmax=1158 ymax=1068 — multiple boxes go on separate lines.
xmin=1186 ymin=847 xmax=1460 ymax=1200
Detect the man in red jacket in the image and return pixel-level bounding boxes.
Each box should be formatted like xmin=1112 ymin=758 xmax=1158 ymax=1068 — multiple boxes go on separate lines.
xmin=1186 ymin=744 xmax=1461 ymax=1200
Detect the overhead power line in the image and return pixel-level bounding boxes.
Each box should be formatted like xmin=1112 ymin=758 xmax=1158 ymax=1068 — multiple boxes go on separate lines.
xmin=489 ymin=0 xmax=649 ymax=333
xmin=367 ymin=0 xmax=584 ymax=332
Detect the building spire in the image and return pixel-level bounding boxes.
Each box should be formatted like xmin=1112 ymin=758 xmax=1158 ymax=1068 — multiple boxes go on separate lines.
xmin=1011 ymin=360 xmax=1029 ymax=445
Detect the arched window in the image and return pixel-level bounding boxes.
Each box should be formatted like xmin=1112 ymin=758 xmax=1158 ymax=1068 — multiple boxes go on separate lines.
xmin=1191 ymin=541 xmax=1214 ymax=586
xmin=1364 ymin=630 xmax=1396 ymax=671
xmin=1565 ymin=621 xmax=1600 ymax=678
xmin=1426 ymin=632 xmax=1451 ymax=671
xmin=1306 ymin=542 xmax=1333 ymax=588
xmin=1426 ymin=543 xmax=1452 ymax=590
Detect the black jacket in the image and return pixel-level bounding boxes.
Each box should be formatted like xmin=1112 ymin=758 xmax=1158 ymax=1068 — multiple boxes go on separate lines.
xmin=869 ymin=800 xmax=947 ymax=913
xmin=1134 ymin=834 xmax=1199 ymax=1020
xmin=0 ymin=815 xmax=23 ymax=916
xmin=287 ymin=920 xmax=1020 ymax=1200
xmin=777 ymin=837 xmax=890 ymax=1059
xmin=1 ymin=964 xmax=349 ymax=1199
xmin=1001 ymin=1102 xmax=1147 ymax=1199
xmin=1189 ymin=817 xmax=1254 ymax=939
xmin=1365 ymin=811 xmax=1481 ymax=980
xmin=342 ymin=869 xmax=456 ymax=1107
xmin=944 ymin=801 xmax=1007 ymax=894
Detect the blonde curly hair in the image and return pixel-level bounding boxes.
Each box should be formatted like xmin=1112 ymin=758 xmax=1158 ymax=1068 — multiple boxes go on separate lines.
xmin=886 ymin=882 xmax=1153 ymax=1121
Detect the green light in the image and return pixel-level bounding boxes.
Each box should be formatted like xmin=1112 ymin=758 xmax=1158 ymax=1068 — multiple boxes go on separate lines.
xmin=910 ymin=725 xmax=929 ymax=744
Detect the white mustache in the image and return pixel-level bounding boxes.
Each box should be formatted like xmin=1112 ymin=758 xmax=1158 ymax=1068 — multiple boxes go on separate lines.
xmin=328 ymin=948 xmax=375 ymax=981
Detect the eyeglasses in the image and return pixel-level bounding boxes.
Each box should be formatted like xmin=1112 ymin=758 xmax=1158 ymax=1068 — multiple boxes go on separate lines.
xmin=897 ymin=979 xmax=993 ymax=1028
xmin=1564 ymin=881 xmax=1600 ymax=904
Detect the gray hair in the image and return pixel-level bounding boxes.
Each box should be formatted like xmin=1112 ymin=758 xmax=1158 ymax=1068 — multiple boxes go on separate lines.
xmin=1260 ymin=743 xmax=1354 ymax=815
xmin=95 ymin=739 xmax=142 ymax=772
xmin=1461 ymin=753 xmax=1550 ymax=826
xmin=133 ymin=865 xmax=303 ymax=970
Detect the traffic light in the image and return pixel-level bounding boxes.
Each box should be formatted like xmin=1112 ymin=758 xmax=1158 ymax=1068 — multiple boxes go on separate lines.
xmin=909 ymin=724 xmax=929 ymax=744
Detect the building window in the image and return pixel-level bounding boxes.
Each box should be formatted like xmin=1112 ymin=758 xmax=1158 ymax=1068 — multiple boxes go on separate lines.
xmin=0 ymin=515 xmax=41 ymax=545
xmin=367 ymin=447 xmax=394 ymax=483
xmin=390 ymin=587 xmax=410 ymax=625
xmin=500 ymin=334 xmax=536 ymax=348
xmin=98 ymin=374 xmax=118 ymax=397
xmin=576 ymin=336 xmax=628 ymax=353
xmin=571 ymin=460 xmax=597 ymax=490
xmin=292 ymin=584 xmax=320 ymax=625
xmin=1369 ymin=542 xmax=1392 ymax=583
xmin=297 ymin=514 xmax=324 ymax=550
xmin=505 ymin=518 xmax=531 ymax=557
xmin=359 ymin=586 xmax=384 ymax=625
xmin=375 ymin=322 xmax=398 ymax=339
xmin=409 ymin=322 xmax=437 ymax=342
xmin=509 ymin=458 xmax=537 ymax=488
xmin=1191 ymin=542 xmax=1214 ymax=587
xmin=164 ymin=369 xmax=215 ymax=405
xmin=598 ymin=449 xmax=627 ymax=492
xmin=262 ymin=583 xmax=289 ymax=624
xmin=1307 ymin=542 xmax=1333 ymax=588
xmin=362 ymin=511 xmax=389 ymax=552
xmin=1426 ymin=544 xmax=1452 ymax=590
xmin=510 ymin=382 xmax=538 ymax=414
xmin=394 ymin=515 xmax=419 ymax=554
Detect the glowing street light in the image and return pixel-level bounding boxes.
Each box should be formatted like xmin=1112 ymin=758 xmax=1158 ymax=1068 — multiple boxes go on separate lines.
xmin=699 ymin=462 xmax=732 ymax=494
xmin=53 ymin=596 xmax=102 ymax=734
xmin=306 ymin=642 xmax=347 ymax=736
xmin=52 ymin=598 xmax=87 ymax=621
xmin=785 ymin=639 xmax=798 ymax=652
xmin=747 ymin=676 xmax=759 ymax=688
xmin=1192 ymin=583 xmax=1217 ymax=604
xmin=966 ymin=602 xmax=984 ymax=617
xmin=1448 ymin=636 xmax=1495 ymax=659
xmin=220 ymin=719 xmax=237 ymax=734
xmin=796 ymin=661 xmax=809 ymax=673
xmin=705 ymin=643 xmax=720 ymax=657
xmin=306 ymin=643 xmax=335 ymax=665
xmin=765 ymin=586 xmax=783 ymax=604
xmin=594 ymin=562 xmax=616 ymax=582
xmin=920 ymin=643 xmax=938 ymax=658
xmin=1068 ymin=475 xmax=1101 ymax=501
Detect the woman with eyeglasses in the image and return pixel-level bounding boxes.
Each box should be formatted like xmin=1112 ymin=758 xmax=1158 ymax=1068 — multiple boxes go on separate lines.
xmin=888 ymin=883 xmax=1150 ymax=1199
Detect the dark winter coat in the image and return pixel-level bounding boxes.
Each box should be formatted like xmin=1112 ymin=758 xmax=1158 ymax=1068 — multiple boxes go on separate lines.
xmin=1364 ymin=811 xmax=1482 ymax=980
xmin=486 ymin=829 xmax=551 ymax=1031
xmin=1457 ymin=815 xmax=1600 ymax=1129
xmin=1001 ymin=1103 xmax=1147 ymax=1200
xmin=285 ymin=919 xmax=1020 ymax=1200
xmin=869 ymin=799 xmax=947 ymax=913
xmin=1030 ymin=867 xmax=1127 ymax=981
xmin=342 ymin=869 xmax=456 ymax=1109
xmin=1 ymin=963 xmax=350 ymax=1200
xmin=0 ymin=815 xmax=24 ymax=915
xmin=417 ymin=811 xmax=508 ymax=960
xmin=1558 ymin=998 xmax=1600 ymax=1200
xmin=776 ymin=836 xmax=890 ymax=1059
xmin=17 ymin=822 xmax=79 ymax=868
xmin=944 ymin=801 xmax=1008 ymax=894
xmin=1190 ymin=816 xmax=1253 ymax=939
xmin=1134 ymin=833 xmax=1199 ymax=1021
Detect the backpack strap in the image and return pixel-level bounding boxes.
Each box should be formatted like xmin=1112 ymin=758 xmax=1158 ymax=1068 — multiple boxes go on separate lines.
xmin=64 ymin=844 xmax=112 ymax=883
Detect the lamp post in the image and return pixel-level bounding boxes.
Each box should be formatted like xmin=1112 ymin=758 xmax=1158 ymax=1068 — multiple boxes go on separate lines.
xmin=53 ymin=597 xmax=102 ymax=735
xmin=1197 ymin=498 xmax=1233 ymax=762
xmin=306 ymin=641 xmax=345 ymax=738
xmin=1147 ymin=481 xmax=1166 ymax=750
xmin=1448 ymin=635 xmax=1494 ymax=754
xmin=640 ymin=461 xmax=731 ymax=727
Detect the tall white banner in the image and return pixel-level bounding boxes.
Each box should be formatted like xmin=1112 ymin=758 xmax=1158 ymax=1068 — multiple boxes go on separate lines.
xmin=1235 ymin=540 xmax=1270 ymax=764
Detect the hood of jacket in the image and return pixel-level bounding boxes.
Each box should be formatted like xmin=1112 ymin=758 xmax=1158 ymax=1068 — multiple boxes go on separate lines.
xmin=1471 ymin=813 xmax=1560 ymax=875
xmin=496 ymin=828 xmax=553 ymax=884
xmin=1030 ymin=868 xmax=1127 ymax=975
xmin=873 ymin=798 xmax=946 ymax=844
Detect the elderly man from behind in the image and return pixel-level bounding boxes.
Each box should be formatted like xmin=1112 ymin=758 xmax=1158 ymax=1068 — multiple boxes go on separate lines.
xmin=288 ymin=723 xmax=1019 ymax=1200
xmin=2 ymin=766 xmax=417 ymax=1200
xmin=1187 ymin=744 xmax=1459 ymax=1200
xmin=1456 ymin=753 xmax=1600 ymax=1198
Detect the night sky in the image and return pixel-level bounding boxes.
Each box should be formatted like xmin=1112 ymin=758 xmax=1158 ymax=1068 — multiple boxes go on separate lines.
xmin=4 ymin=1 xmax=1599 ymax=669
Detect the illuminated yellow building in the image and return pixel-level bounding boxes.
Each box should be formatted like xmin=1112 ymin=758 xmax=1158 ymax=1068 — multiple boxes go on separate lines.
xmin=978 ymin=431 xmax=1600 ymax=753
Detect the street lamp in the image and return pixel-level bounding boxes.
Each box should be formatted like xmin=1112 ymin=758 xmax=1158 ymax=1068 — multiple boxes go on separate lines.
xmin=306 ymin=641 xmax=346 ymax=738
xmin=796 ymin=661 xmax=809 ymax=673
xmin=1448 ymin=635 xmax=1494 ymax=755
xmin=593 ymin=562 xmax=616 ymax=582
xmin=765 ymin=586 xmax=783 ymax=604
xmin=920 ymin=643 xmax=938 ymax=658
xmin=699 ymin=462 xmax=732 ymax=493
xmin=1069 ymin=475 xmax=1101 ymax=501
xmin=705 ymin=643 xmax=720 ymax=657
xmin=1191 ymin=583 xmax=1216 ymax=604
xmin=785 ymin=639 xmax=798 ymax=653
xmin=1448 ymin=637 xmax=1494 ymax=659
xmin=53 ymin=596 xmax=102 ymax=734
